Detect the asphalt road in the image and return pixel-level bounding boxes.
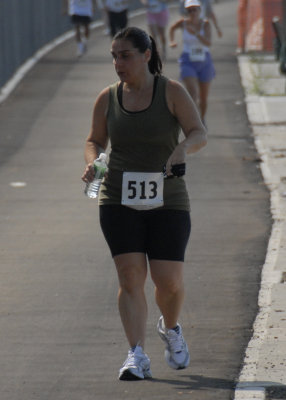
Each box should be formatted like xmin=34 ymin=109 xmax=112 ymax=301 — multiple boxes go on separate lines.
xmin=0 ymin=1 xmax=271 ymax=399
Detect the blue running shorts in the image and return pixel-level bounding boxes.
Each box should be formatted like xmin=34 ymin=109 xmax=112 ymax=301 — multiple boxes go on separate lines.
xmin=179 ymin=52 xmax=216 ymax=83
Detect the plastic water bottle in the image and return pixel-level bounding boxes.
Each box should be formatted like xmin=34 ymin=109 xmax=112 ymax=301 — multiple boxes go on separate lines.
xmin=84 ymin=153 xmax=107 ymax=199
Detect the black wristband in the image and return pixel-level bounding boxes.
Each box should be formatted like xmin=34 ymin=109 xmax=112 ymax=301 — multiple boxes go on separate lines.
xmin=171 ymin=163 xmax=186 ymax=177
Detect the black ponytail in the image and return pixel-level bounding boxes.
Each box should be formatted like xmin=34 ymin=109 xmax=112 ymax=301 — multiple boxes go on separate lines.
xmin=148 ymin=35 xmax=162 ymax=75
xmin=113 ymin=27 xmax=162 ymax=75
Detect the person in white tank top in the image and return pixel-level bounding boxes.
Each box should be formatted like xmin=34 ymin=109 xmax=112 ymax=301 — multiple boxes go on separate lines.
xmin=62 ymin=0 xmax=96 ymax=57
xmin=169 ymin=0 xmax=215 ymax=125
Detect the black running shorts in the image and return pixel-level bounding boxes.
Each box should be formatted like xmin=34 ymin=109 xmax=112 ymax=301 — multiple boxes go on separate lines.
xmin=99 ymin=205 xmax=191 ymax=261
xmin=71 ymin=15 xmax=91 ymax=25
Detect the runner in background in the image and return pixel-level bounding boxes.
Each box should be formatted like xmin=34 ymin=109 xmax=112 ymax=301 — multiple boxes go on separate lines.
xmin=141 ymin=0 xmax=169 ymax=61
xmin=62 ymin=0 xmax=96 ymax=57
xmin=169 ymin=0 xmax=215 ymax=126
xmin=96 ymin=0 xmax=110 ymax=36
xmin=104 ymin=0 xmax=129 ymax=38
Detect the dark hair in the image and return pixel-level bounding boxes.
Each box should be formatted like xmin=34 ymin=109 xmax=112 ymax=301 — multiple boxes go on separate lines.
xmin=113 ymin=27 xmax=162 ymax=75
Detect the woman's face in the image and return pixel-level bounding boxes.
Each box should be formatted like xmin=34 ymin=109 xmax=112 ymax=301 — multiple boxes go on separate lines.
xmin=186 ymin=6 xmax=201 ymax=21
xmin=111 ymin=39 xmax=150 ymax=83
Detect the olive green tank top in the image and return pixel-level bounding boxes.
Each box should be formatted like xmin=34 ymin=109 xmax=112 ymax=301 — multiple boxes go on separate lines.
xmin=99 ymin=75 xmax=190 ymax=211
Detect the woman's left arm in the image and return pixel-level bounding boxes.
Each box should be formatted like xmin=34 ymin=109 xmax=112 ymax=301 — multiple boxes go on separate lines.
xmin=165 ymin=79 xmax=207 ymax=174
xmin=196 ymin=19 xmax=212 ymax=47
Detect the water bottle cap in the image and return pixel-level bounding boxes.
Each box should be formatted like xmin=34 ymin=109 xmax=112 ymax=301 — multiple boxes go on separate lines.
xmin=98 ymin=153 xmax=107 ymax=161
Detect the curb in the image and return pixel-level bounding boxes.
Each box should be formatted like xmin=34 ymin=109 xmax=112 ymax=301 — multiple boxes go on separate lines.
xmin=233 ymin=55 xmax=285 ymax=400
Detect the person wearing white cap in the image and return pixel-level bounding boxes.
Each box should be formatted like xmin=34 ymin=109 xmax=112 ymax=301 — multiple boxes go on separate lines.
xmin=185 ymin=0 xmax=201 ymax=7
xmin=169 ymin=0 xmax=215 ymax=125
xmin=178 ymin=0 xmax=222 ymax=39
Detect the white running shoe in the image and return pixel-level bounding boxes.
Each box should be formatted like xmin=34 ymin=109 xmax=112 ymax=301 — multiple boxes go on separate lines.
xmin=157 ymin=316 xmax=190 ymax=370
xmin=119 ymin=346 xmax=152 ymax=380
xmin=76 ymin=42 xmax=85 ymax=57
xmin=82 ymin=37 xmax=88 ymax=53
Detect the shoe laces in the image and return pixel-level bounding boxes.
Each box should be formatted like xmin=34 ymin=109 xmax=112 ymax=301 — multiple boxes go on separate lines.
xmin=123 ymin=348 xmax=143 ymax=368
xmin=166 ymin=329 xmax=185 ymax=353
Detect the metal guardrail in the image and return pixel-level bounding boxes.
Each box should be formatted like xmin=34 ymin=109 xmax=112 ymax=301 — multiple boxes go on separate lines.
xmin=0 ymin=0 xmax=142 ymax=91
xmin=0 ymin=0 xmax=72 ymax=89
xmin=272 ymin=16 xmax=286 ymax=75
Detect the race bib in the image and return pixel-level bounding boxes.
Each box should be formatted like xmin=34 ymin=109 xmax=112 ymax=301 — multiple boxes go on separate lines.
xmin=188 ymin=46 xmax=206 ymax=62
xmin=121 ymin=172 xmax=164 ymax=210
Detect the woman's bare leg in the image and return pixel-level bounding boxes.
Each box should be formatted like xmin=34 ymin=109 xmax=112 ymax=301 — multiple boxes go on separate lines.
xmin=199 ymin=81 xmax=211 ymax=120
xmin=114 ymin=252 xmax=148 ymax=348
xmin=150 ymin=260 xmax=184 ymax=329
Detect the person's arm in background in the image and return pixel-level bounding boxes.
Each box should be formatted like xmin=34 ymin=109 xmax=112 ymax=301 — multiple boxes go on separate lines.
xmin=204 ymin=0 xmax=222 ymax=38
xmin=209 ymin=10 xmax=222 ymax=37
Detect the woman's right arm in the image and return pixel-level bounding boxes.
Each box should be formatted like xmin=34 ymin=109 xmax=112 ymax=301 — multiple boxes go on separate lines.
xmin=169 ymin=19 xmax=184 ymax=47
xmin=82 ymin=88 xmax=109 ymax=183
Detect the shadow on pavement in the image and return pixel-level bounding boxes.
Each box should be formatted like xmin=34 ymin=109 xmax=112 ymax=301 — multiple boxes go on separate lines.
xmin=150 ymin=374 xmax=236 ymax=390
xmin=151 ymin=376 xmax=286 ymax=399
